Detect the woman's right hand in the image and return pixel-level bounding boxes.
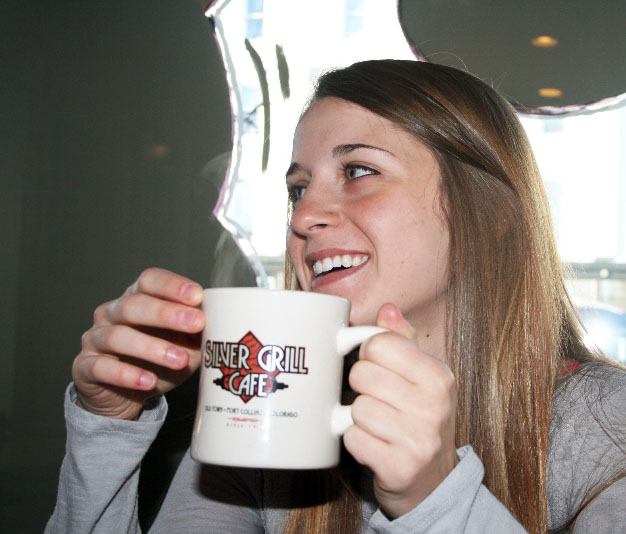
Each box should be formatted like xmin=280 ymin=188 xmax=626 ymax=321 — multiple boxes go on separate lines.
xmin=72 ymin=268 xmax=206 ymax=420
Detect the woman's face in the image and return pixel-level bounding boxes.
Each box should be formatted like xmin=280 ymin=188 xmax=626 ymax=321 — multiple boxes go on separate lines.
xmin=286 ymin=97 xmax=449 ymax=342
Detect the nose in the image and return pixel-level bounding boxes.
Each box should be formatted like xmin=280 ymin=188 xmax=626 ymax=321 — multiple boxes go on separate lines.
xmin=289 ymin=180 xmax=341 ymax=236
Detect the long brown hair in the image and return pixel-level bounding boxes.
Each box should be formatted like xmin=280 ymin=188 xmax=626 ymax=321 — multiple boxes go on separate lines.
xmin=284 ymin=59 xmax=595 ymax=533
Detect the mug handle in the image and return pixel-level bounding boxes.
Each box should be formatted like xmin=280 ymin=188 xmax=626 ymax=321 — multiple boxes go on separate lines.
xmin=336 ymin=325 xmax=386 ymax=357
xmin=331 ymin=325 xmax=386 ymax=436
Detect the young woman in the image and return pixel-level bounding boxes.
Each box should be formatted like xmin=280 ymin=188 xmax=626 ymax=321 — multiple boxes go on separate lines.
xmin=47 ymin=60 xmax=626 ymax=533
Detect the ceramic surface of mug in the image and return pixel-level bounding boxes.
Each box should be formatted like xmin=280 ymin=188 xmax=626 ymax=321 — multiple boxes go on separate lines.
xmin=191 ymin=287 xmax=384 ymax=469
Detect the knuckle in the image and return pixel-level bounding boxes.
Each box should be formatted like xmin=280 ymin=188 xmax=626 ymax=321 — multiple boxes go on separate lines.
xmin=348 ymin=361 xmax=368 ymax=391
xmin=434 ymin=364 xmax=456 ymax=394
xmin=386 ymin=459 xmax=405 ymax=481
xmin=83 ymin=356 xmax=105 ymax=382
xmin=89 ymin=354 xmax=123 ymax=386
xmin=136 ymin=268 xmax=154 ymax=292
xmin=115 ymin=365 xmax=132 ymax=387
xmin=392 ymin=447 xmax=420 ymax=478
xmin=154 ymin=300 xmax=172 ymax=325
xmin=93 ymin=302 xmax=109 ymax=324
xmin=342 ymin=425 xmax=365 ymax=457
xmin=146 ymin=336 xmax=164 ymax=359
xmin=351 ymin=394 xmax=368 ymax=419
xmin=352 ymin=395 xmax=383 ymax=426
xmin=395 ymin=462 xmax=417 ymax=487
xmin=115 ymin=294 xmax=138 ymax=322
xmin=362 ymin=332 xmax=397 ymax=362
xmin=80 ymin=329 xmax=92 ymax=349
xmin=342 ymin=425 xmax=357 ymax=450
xmin=72 ymin=351 xmax=86 ymax=374
xmin=363 ymin=332 xmax=385 ymax=355
xmin=102 ymin=325 xmax=125 ymax=350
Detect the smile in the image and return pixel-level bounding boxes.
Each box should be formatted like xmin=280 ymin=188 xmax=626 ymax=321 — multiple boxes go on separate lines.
xmin=312 ymin=254 xmax=369 ymax=277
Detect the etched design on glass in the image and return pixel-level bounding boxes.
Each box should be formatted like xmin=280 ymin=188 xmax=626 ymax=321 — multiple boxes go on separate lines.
xmin=203 ymin=0 xmax=414 ymax=287
xmin=398 ymin=0 xmax=626 ymax=115
xmin=202 ymin=2 xmax=626 ymax=355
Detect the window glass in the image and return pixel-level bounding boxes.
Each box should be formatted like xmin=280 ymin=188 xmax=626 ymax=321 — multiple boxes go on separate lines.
xmin=345 ymin=0 xmax=365 ymax=35
xmin=207 ymin=0 xmax=626 ymax=360
xmin=246 ymin=0 xmax=263 ymax=39
xmin=520 ymin=108 xmax=626 ymax=361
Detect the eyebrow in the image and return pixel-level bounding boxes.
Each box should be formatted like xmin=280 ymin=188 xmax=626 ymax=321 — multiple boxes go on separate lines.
xmin=285 ymin=162 xmax=303 ymax=178
xmin=286 ymin=143 xmax=394 ymax=178
xmin=331 ymin=143 xmax=393 ymax=157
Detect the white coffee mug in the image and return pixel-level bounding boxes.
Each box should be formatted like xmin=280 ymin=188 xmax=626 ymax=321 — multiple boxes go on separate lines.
xmin=190 ymin=287 xmax=385 ymax=469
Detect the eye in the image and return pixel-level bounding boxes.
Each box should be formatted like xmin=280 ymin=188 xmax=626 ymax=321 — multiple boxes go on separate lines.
xmin=344 ymin=164 xmax=379 ymax=181
xmin=287 ymin=184 xmax=306 ymax=204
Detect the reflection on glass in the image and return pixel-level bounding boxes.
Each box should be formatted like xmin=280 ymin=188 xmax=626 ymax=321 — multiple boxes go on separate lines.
xmin=205 ymin=0 xmax=626 ymax=361
xmin=206 ymin=0 xmax=414 ymax=287
xmin=246 ymin=0 xmax=264 ymax=39
xmin=397 ymin=0 xmax=626 ymax=112
xmin=345 ymin=0 xmax=365 ymax=35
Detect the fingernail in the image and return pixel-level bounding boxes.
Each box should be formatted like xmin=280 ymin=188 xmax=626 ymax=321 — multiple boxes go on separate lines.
xmin=165 ymin=347 xmax=186 ymax=366
xmin=180 ymin=308 xmax=200 ymax=328
xmin=180 ymin=282 xmax=202 ymax=302
xmin=139 ymin=373 xmax=155 ymax=389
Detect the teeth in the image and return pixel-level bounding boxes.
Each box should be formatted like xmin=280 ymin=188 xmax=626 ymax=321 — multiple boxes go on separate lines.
xmin=312 ymin=254 xmax=369 ymax=276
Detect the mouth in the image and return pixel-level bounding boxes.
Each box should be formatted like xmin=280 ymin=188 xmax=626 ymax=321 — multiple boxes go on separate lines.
xmin=311 ymin=253 xmax=369 ymax=278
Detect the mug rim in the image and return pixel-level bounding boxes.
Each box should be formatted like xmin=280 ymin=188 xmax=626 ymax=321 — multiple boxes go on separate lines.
xmin=203 ymin=287 xmax=350 ymax=306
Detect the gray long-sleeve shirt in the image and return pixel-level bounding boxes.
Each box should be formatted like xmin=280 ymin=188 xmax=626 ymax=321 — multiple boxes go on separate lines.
xmin=46 ymin=364 xmax=626 ymax=533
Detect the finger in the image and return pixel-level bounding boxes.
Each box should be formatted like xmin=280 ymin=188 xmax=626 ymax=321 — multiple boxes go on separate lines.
xmin=86 ymin=324 xmax=191 ymax=370
xmin=344 ymin=420 xmax=441 ymax=491
xmin=351 ymin=389 xmax=452 ymax=458
xmin=345 ymin=422 xmax=431 ymax=498
xmin=343 ymin=423 xmax=391 ymax=475
xmin=349 ymin=359 xmax=417 ymax=409
xmin=359 ymin=332 xmax=454 ymax=389
xmin=375 ymin=303 xmax=416 ymax=340
xmin=358 ymin=332 xmax=422 ymax=384
xmin=73 ymin=353 xmax=157 ymax=391
xmin=105 ymin=292 xmax=205 ymax=333
xmin=351 ymin=394 xmax=401 ymax=444
xmin=124 ymin=268 xmax=203 ymax=307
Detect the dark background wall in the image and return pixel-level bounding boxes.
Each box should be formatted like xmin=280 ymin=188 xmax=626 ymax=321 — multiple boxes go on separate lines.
xmin=0 ymin=1 xmax=253 ymax=531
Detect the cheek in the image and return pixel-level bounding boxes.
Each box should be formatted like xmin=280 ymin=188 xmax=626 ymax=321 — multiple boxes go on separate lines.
xmin=286 ymin=225 xmax=303 ymax=257
xmin=368 ymin=195 xmax=422 ymax=242
xmin=286 ymin=230 xmax=297 ymax=261
xmin=286 ymin=231 xmax=308 ymax=287
xmin=373 ymin=196 xmax=448 ymax=275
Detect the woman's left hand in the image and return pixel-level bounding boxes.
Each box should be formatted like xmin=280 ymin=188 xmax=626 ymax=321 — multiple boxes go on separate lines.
xmin=344 ymin=303 xmax=458 ymax=519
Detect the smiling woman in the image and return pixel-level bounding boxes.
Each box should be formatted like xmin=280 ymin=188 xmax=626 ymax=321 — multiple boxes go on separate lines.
xmin=286 ymin=97 xmax=449 ymax=344
xmin=205 ymin=1 xmax=626 ymax=342
xmin=280 ymin=59 xmax=626 ymax=534
xmin=45 ymin=59 xmax=626 ymax=534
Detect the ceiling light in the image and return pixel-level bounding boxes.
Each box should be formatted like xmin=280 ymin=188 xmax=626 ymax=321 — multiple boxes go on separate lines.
xmin=147 ymin=144 xmax=170 ymax=159
xmin=531 ymin=35 xmax=559 ymax=48
xmin=538 ymin=88 xmax=563 ymax=98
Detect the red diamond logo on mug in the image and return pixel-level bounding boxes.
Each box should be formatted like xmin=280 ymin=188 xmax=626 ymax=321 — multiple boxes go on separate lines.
xmin=203 ymin=331 xmax=308 ymax=403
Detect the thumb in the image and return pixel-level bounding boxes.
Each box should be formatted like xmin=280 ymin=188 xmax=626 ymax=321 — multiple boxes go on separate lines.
xmin=375 ymin=303 xmax=416 ymax=340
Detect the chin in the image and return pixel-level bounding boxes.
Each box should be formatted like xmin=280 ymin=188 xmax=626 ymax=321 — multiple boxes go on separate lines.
xmin=348 ymin=308 xmax=378 ymax=327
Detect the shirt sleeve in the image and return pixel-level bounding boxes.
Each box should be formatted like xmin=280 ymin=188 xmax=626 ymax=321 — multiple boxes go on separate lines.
xmin=44 ymin=384 xmax=167 ymax=534
xmin=368 ymin=446 xmax=528 ymax=534
xmin=548 ymin=364 xmax=626 ymax=533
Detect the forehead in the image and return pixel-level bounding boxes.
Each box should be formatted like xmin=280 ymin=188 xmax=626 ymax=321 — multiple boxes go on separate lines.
xmin=292 ymin=97 xmax=406 ymax=153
